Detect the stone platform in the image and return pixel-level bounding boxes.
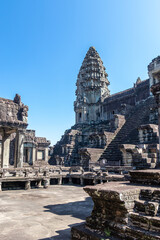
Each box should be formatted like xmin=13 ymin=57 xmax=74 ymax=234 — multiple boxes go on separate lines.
xmin=0 ymin=185 xmax=93 ymax=240
xmin=71 ymin=170 xmax=160 ymax=240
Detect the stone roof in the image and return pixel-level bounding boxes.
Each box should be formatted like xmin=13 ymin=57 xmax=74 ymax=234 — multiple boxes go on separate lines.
xmin=104 ymin=79 xmax=149 ymax=103
xmin=0 ymin=94 xmax=28 ymax=128
xmin=35 ymin=137 xmax=50 ymax=145
xmin=24 ymin=130 xmax=51 ymax=147
xmin=77 ymin=46 xmax=110 ymax=85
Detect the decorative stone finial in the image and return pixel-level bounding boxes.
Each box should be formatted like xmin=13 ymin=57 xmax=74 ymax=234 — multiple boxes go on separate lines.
xmin=14 ymin=94 xmax=21 ymax=105
xmin=136 ymin=77 xmax=141 ymax=85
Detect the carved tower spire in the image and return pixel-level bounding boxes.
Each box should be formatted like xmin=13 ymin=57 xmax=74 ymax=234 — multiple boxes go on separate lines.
xmin=74 ymin=46 xmax=110 ymax=124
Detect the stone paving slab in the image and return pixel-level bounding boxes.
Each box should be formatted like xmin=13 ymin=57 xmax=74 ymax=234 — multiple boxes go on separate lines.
xmin=0 ymin=185 xmax=93 ymax=240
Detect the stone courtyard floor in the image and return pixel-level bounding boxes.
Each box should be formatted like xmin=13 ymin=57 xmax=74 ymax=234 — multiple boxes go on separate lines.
xmin=0 ymin=185 xmax=93 ymax=240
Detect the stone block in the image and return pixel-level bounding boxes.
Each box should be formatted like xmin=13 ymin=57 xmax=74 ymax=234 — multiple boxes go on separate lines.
xmin=129 ymin=213 xmax=150 ymax=230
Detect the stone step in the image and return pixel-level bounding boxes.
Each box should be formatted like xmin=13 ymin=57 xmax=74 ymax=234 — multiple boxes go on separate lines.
xmin=129 ymin=212 xmax=160 ymax=232
xmin=125 ymin=225 xmax=160 ymax=240
xmin=134 ymin=199 xmax=159 ymax=216
xmin=71 ymin=223 xmax=119 ymax=240
xmin=98 ymin=97 xmax=153 ymax=164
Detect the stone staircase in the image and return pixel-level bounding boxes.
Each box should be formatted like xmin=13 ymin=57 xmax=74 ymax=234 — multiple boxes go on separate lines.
xmin=126 ymin=188 xmax=160 ymax=239
xmin=71 ymin=170 xmax=160 ymax=240
xmin=85 ymin=148 xmax=104 ymax=164
xmin=132 ymin=144 xmax=159 ymax=169
xmin=99 ymin=97 xmax=154 ymax=165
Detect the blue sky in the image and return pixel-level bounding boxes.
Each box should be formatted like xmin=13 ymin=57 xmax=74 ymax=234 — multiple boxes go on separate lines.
xmin=0 ymin=0 xmax=160 ymax=144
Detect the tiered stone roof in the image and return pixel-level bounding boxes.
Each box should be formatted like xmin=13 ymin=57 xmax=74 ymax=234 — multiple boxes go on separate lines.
xmin=0 ymin=94 xmax=28 ymax=128
xmin=76 ymin=46 xmax=110 ymax=99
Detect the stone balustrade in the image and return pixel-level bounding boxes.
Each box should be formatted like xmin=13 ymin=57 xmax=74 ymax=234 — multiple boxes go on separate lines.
xmin=0 ymin=166 xmax=126 ymax=191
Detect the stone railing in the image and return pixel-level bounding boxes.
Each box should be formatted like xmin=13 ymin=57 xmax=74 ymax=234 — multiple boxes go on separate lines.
xmin=0 ymin=166 xmax=126 ymax=191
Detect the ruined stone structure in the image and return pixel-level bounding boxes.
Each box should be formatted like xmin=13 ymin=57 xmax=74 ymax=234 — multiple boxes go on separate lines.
xmin=23 ymin=130 xmax=50 ymax=166
xmin=71 ymin=55 xmax=160 ymax=240
xmin=71 ymin=170 xmax=160 ymax=240
xmin=51 ymin=48 xmax=159 ymax=170
xmin=150 ymin=56 xmax=160 ymax=165
xmin=0 ymin=95 xmax=50 ymax=169
xmin=0 ymin=94 xmax=28 ymax=168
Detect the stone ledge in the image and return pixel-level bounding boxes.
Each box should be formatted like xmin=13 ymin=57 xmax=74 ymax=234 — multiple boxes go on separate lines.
xmin=71 ymin=223 xmax=119 ymax=240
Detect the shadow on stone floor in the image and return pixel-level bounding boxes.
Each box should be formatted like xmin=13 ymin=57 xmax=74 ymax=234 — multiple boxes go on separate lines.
xmin=39 ymin=197 xmax=93 ymax=240
xmin=38 ymin=223 xmax=81 ymax=240
xmin=43 ymin=197 xmax=93 ymax=220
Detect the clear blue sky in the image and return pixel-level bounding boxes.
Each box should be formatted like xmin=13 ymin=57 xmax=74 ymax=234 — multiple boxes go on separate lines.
xmin=0 ymin=0 xmax=160 ymax=145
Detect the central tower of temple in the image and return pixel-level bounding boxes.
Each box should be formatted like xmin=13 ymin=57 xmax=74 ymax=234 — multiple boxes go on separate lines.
xmin=74 ymin=46 xmax=110 ymax=124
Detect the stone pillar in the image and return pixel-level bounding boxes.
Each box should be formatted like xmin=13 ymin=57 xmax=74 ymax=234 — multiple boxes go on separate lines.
xmin=14 ymin=130 xmax=25 ymax=168
xmin=93 ymin=177 xmax=97 ymax=185
xmin=1 ymin=133 xmax=10 ymax=168
xmin=28 ymin=148 xmax=33 ymax=164
xmin=25 ymin=180 xmax=30 ymax=190
xmin=100 ymin=176 xmax=103 ymax=184
xmin=80 ymin=176 xmax=84 ymax=186
xmin=158 ymin=107 xmax=160 ymax=164
xmin=69 ymin=176 xmax=72 ymax=184
xmin=32 ymin=147 xmax=36 ymax=164
xmin=151 ymin=84 xmax=160 ymax=165
xmin=37 ymin=180 xmax=41 ymax=188
xmin=45 ymin=148 xmax=48 ymax=162
xmin=0 ymin=181 xmax=2 ymax=191
xmin=44 ymin=178 xmax=50 ymax=188
xmin=58 ymin=176 xmax=62 ymax=185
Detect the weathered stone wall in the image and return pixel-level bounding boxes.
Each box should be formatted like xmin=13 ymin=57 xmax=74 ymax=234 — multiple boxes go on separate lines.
xmin=103 ymin=79 xmax=150 ymax=120
xmin=0 ymin=94 xmax=28 ymax=126
xmin=71 ymin=170 xmax=160 ymax=240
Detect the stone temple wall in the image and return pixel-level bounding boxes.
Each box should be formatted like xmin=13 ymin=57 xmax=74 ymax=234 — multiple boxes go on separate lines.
xmin=103 ymin=79 xmax=150 ymax=120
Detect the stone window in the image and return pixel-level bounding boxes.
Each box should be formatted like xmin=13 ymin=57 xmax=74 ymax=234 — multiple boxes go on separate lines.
xmin=79 ymin=112 xmax=82 ymax=121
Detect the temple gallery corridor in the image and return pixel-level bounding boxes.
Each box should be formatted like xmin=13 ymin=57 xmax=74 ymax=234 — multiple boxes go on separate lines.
xmin=0 ymin=185 xmax=93 ymax=240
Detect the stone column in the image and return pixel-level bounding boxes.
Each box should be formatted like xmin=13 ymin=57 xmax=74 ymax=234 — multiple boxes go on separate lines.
xmin=25 ymin=180 xmax=30 ymax=190
xmin=158 ymin=107 xmax=160 ymax=165
xmin=44 ymin=178 xmax=50 ymax=188
xmin=45 ymin=148 xmax=48 ymax=162
xmin=14 ymin=130 xmax=25 ymax=168
xmin=32 ymin=147 xmax=36 ymax=165
xmin=69 ymin=176 xmax=72 ymax=184
xmin=1 ymin=133 xmax=10 ymax=168
xmin=148 ymin=57 xmax=160 ymax=165
xmin=93 ymin=176 xmax=97 ymax=185
xmin=28 ymin=148 xmax=31 ymax=164
xmin=58 ymin=176 xmax=62 ymax=185
xmin=37 ymin=180 xmax=41 ymax=188
xmin=80 ymin=176 xmax=84 ymax=186
xmin=151 ymin=84 xmax=160 ymax=165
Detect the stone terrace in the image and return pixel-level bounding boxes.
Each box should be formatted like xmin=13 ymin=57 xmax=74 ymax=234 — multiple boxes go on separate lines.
xmin=0 ymin=185 xmax=93 ymax=240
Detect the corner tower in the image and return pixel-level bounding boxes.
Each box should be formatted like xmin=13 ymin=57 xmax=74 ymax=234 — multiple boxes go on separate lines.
xmin=74 ymin=47 xmax=110 ymax=124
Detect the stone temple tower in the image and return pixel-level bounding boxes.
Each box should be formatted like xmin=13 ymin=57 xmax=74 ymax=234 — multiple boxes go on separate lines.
xmin=74 ymin=46 xmax=110 ymax=124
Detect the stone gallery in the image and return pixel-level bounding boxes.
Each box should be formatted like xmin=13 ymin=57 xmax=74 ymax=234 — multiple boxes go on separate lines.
xmin=1 ymin=47 xmax=160 ymax=239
